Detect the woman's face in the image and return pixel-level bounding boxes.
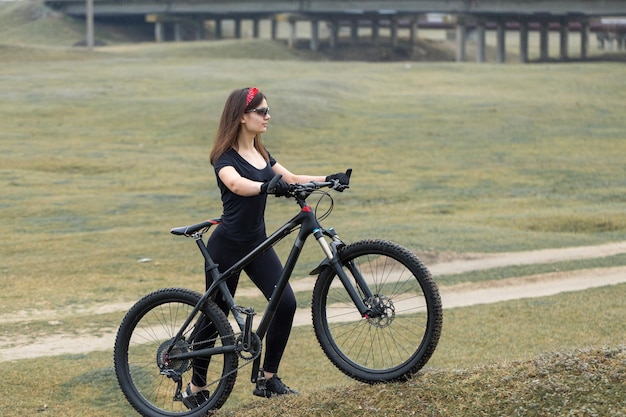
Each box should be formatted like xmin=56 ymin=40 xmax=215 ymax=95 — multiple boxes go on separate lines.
xmin=242 ymin=98 xmax=270 ymax=135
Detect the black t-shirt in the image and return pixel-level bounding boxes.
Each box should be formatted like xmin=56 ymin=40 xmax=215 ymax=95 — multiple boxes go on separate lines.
xmin=213 ymin=148 xmax=277 ymax=241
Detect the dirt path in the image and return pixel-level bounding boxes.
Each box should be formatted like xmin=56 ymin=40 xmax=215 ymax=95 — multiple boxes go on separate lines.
xmin=2 ymin=242 xmax=625 ymax=362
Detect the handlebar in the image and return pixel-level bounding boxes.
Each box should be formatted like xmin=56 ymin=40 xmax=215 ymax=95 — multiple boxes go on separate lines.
xmin=290 ymin=180 xmax=333 ymax=193
xmin=268 ymin=168 xmax=351 ymax=199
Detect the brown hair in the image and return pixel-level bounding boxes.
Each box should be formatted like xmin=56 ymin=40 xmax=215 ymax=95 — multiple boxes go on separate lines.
xmin=210 ymin=87 xmax=270 ymax=165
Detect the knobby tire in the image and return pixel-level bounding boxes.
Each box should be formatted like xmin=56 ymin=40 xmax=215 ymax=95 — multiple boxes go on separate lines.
xmin=311 ymin=239 xmax=443 ymax=383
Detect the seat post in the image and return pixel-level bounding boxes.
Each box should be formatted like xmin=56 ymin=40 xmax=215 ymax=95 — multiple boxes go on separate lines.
xmin=195 ymin=236 xmax=220 ymax=290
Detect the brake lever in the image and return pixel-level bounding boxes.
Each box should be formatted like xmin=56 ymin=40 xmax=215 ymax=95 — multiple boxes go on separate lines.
xmin=330 ymin=180 xmax=349 ymax=192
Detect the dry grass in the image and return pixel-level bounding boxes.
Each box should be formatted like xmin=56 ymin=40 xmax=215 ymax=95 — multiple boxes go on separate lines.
xmin=224 ymin=346 xmax=626 ymax=417
xmin=1 ymin=1 xmax=626 ymax=416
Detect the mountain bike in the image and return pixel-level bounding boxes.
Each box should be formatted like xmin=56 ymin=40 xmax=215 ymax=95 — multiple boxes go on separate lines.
xmin=114 ymin=173 xmax=443 ymax=417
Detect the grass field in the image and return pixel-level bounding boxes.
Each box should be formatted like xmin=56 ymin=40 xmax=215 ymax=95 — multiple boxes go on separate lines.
xmin=1 ymin=1 xmax=625 ymax=416
xmin=2 ymin=41 xmax=625 ymax=312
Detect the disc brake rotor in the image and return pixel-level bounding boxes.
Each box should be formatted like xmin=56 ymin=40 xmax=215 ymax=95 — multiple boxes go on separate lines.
xmin=366 ymin=295 xmax=395 ymax=328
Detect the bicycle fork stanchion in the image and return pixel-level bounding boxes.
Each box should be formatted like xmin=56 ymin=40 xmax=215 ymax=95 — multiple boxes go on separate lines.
xmin=314 ymin=228 xmax=334 ymax=259
xmin=314 ymin=229 xmax=376 ymax=318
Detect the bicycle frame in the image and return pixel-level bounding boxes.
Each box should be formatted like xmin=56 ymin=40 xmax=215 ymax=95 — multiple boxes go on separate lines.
xmin=167 ymin=185 xmax=376 ymax=382
xmin=205 ymin=203 xmax=322 ymax=340
xmin=114 ymin=170 xmax=444 ymax=416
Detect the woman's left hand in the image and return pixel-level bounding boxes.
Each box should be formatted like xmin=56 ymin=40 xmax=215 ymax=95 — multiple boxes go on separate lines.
xmin=325 ymin=169 xmax=351 ymax=191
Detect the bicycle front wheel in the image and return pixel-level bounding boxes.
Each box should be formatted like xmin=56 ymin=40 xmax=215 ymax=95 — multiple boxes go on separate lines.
xmin=312 ymin=239 xmax=442 ymax=383
xmin=114 ymin=288 xmax=238 ymax=417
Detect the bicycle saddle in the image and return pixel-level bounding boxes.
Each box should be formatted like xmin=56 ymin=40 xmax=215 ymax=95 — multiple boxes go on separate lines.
xmin=170 ymin=218 xmax=222 ymax=236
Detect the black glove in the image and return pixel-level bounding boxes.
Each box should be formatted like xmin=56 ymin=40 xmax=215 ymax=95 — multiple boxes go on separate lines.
xmin=273 ymin=179 xmax=291 ymax=197
xmin=260 ymin=178 xmax=291 ymax=197
xmin=325 ymin=169 xmax=351 ymax=192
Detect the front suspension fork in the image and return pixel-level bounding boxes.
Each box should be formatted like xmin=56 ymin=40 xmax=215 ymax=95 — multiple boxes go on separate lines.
xmin=314 ymin=229 xmax=376 ymax=318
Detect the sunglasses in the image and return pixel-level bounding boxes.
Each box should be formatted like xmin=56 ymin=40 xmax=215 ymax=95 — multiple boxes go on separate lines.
xmin=246 ymin=107 xmax=270 ymax=117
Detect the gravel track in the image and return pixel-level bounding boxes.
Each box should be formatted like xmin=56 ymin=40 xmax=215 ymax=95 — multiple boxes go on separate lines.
xmin=2 ymin=241 xmax=625 ymax=362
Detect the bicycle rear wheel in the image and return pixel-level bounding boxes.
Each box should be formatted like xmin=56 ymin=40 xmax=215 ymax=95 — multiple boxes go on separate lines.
xmin=114 ymin=288 xmax=238 ymax=417
xmin=312 ymin=239 xmax=442 ymax=383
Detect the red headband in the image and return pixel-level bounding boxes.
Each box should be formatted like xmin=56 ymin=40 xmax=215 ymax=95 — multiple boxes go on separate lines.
xmin=245 ymin=87 xmax=258 ymax=108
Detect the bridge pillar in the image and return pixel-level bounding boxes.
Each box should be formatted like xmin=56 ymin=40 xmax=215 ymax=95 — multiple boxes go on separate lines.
xmin=539 ymin=20 xmax=550 ymax=61
xmin=194 ymin=19 xmax=205 ymax=40
xmin=476 ymin=20 xmax=486 ymax=62
xmin=496 ymin=20 xmax=506 ymax=63
xmin=288 ymin=18 xmax=297 ymax=48
xmin=350 ymin=18 xmax=359 ymax=43
xmin=559 ymin=18 xmax=569 ymax=60
xmin=86 ymin=0 xmax=93 ymax=49
xmin=390 ymin=16 xmax=398 ymax=47
xmin=154 ymin=21 xmax=164 ymax=43
xmin=371 ymin=18 xmax=380 ymax=45
xmin=253 ymin=18 xmax=260 ymax=38
xmin=329 ymin=18 xmax=339 ymax=49
xmin=581 ymin=20 xmax=589 ymax=59
xmin=234 ymin=18 xmax=242 ymax=39
xmin=271 ymin=18 xmax=278 ymax=40
xmin=408 ymin=16 xmax=418 ymax=46
xmin=310 ymin=19 xmax=319 ymax=51
xmin=215 ymin=19 xmax=222 ymax=40
xmin=519 ymin=21 xmax=529 ymax=63
xmin=455 ymin=20 xmax=467 ymax=62
xmin=173 ymin=22 xmax=182 ymax=42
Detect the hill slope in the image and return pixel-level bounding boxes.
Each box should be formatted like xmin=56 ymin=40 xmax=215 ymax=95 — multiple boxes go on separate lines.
xmin=220 ymin=346 xmax=625 ymax=417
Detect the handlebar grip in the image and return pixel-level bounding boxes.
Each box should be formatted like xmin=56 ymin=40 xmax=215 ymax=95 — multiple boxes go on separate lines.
xmin=266 ymin=174 xmax=282 ymax=194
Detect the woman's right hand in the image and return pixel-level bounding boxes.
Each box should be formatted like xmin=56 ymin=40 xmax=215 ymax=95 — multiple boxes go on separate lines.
xmin=260 ymin=178 xmax=291 ymax=197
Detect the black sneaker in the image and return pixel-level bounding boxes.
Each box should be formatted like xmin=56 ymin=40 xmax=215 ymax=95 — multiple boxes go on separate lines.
xmin=253 ymin=375 xmax=299 ymax=398
xmin=181 ymin=384 xmax=210 ymax=409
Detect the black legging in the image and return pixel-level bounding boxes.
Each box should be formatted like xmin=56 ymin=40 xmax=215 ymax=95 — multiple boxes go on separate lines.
xmin=190 ymin=227 xmax=297 ymax=387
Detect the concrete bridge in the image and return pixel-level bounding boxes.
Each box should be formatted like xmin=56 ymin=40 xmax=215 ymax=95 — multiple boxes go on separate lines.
xmin=46 ymin=0 xmax=626 ymax=62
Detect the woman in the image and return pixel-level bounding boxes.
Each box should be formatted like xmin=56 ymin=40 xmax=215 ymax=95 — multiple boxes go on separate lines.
xmin=182 ymin=87 xmax=350 ymax=409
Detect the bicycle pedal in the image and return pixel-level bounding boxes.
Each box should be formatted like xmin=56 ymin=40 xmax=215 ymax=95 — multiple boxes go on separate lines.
xmin=255 ymin=369 xmax=267 ymax=387
xmin=234 ymin=305 xmax=255 ymax=316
